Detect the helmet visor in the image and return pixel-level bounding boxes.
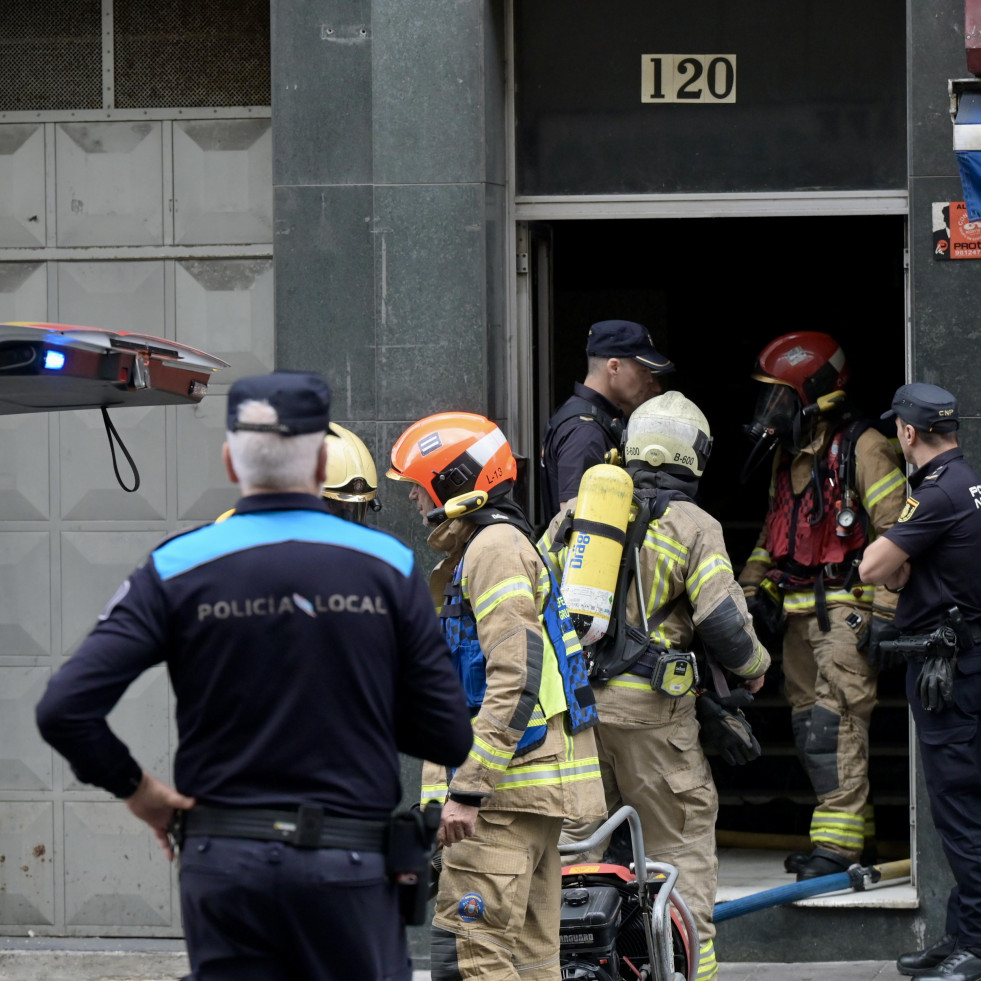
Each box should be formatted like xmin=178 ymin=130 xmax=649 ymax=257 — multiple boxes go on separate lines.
xmin=323 ymin=497 xmax=369 ymax=524
xmin=748 ymin=383 xmax=798 ymax=440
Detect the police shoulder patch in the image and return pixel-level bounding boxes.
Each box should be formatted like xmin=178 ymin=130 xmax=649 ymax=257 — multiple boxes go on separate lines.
xmin=898 ymin=497 xmax=920 ymax=522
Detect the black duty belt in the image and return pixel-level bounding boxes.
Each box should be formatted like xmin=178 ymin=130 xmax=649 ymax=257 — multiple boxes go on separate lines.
xmin=181 ymin=805 xmax=387 ymax=851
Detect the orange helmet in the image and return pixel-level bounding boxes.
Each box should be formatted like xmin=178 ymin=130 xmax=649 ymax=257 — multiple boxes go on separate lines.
xmin=752 ymin=331 xmax=849 ymax=407
xmin=387 ymin=412 xmax=517 ymax=506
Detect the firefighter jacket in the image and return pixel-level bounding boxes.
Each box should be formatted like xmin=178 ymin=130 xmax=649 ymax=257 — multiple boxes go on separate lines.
xmin=739 ymin=422 xmax=906 ymax=618
xmin=420 ymin=516 xmax=605 ymax=820
xmin=541 ymin=494 xmax=771 ymax=723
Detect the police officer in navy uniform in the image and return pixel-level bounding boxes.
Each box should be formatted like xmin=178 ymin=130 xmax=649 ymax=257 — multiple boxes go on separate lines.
xmin=540 ymin=319 xmax=674 ymax=519
xmin=36 ymin=371 xmax=473 ymax=981
xmin=860 ymin=383 xmax=981 ymax=981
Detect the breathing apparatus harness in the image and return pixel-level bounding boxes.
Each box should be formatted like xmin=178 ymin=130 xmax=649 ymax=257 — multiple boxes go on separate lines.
xmin=764 ymin=411 xmax=876 ymax=632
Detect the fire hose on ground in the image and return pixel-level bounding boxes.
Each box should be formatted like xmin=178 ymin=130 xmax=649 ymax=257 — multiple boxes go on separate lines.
xmin=713 ymin=859 xmax=911 ymax=923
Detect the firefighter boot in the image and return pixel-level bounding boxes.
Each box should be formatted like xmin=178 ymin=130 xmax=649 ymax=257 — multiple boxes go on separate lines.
xmin=794 ymin=847 xmax=850 ymax=881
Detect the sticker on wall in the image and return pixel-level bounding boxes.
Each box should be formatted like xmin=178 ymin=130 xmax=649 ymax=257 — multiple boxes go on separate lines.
xmin=932 ymin=201 xmax=981 ymax=259
xmin=641 ymin=55 xmax=736 ymax=104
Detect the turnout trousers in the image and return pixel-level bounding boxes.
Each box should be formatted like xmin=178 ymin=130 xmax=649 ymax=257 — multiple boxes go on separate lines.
xmin=908 ymin=651 xmax=981 ymax=948
xmin=782 ymin=606 xmax=878 ymax=860
xmin=178 ymin=836 xmax=411 ymax=981
xmin=431 ymin=810 xmax=564 ymax=981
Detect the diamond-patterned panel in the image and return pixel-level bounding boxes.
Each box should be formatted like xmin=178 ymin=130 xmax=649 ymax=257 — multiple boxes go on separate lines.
xmin=173 ymin=119 xmax=272 ymax=245
xmin=176 ymin=396 xmax=236 ymax=521
xmin=62 ymin=667 xmax=172 ymax=794
xmin=56 ymin=260 xmax=165 ymax=336
xmin=55 ymin=122 xmax=163 ymax=247
xmin=0 ymin=412 xmax=50 ymax=520
xmin=64 ymin=801 xmax=171 ymax=926
xmin=0 ymin=263 xmax=48 ymax=324
xmin=60 ymin=531 xmax=165 ymax=655
xmin=0 ymin=668 xmax=54 ymax=791
xmin=176 ymin=258 xmax=274 ymax=384
xmin=58 ymin=407 xmax=167 ymax=520
xmin=0 ymin=803 xmax=54 ymax=925
xmin=0 ymin=533 xmax=50 ymax=656
xmin=0 ymin=125 xmax=46 ymax=247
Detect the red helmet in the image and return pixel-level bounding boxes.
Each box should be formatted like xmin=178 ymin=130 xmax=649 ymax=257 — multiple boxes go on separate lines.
xmin=387 ymin=412 xmax=517 ymax=506
xmin=752 ymin=331 xmax=849 ymax=407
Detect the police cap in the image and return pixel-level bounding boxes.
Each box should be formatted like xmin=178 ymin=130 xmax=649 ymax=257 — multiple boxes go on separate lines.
xmin=882 ymin=382 xmax=959 ymax=433
xmin=586 ymin=320 xmax=675 ymax=373
xmin=227 ymin=371 xmax=332 ymax=436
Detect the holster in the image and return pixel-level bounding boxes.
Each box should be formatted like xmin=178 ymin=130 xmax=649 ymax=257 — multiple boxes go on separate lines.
xmin=387 ymin=805 xmax=442 ymax=925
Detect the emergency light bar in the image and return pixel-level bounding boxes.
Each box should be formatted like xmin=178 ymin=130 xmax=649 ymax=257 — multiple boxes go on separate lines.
xmin=0 ymin=321 xmax=228 ymax=415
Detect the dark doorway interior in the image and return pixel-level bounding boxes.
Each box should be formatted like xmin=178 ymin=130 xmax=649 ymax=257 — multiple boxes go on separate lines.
xmin=542 ymin=214 xmax=910 ymax=857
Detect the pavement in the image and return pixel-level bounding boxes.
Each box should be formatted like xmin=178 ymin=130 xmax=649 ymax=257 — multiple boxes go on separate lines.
xmin=0 ymin=939 xmax=903 ymax=980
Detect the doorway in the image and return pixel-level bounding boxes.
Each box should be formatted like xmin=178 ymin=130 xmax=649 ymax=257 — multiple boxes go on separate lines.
xmin=530 ymin=213 xmax=911 ymax=894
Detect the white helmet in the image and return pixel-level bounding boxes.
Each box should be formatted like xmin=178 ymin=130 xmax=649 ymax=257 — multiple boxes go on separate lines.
xmin=624 ymin=391 xmax=713 ymax=479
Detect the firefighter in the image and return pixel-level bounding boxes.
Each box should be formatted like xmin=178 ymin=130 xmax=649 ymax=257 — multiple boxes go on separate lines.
xmin=321 ymin=423 xmax=381 ymax=523
xmin=540 ymin=319 xmax=675 ymax=520
xmin=388 ymin=411 xmax=604 ymax=981
xmin=738 ymin=331 xmax=907 ymax=880
xmin=541 ymin=391 xmax=771 ymax=981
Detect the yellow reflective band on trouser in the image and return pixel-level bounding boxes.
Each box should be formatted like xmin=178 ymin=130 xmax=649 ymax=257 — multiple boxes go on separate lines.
xmin=864 ymin=467 xmax=906 ymax=511
xmin=686 ymin=553 xmax=733 ymax=604
xmin=863 ymin=803 xmax=876 ymax=839
xmin=697 ymin=939 xmax=718 ymax=981
xmin=493 ymin=755 xmax=602 ymax=790
xmin=783 ymin=584 xmax=874 ymax=614
xmin=810 ymin=809 xmax=865 ymax=852
xmin=470 ymin=575 xmax=535 ymax=622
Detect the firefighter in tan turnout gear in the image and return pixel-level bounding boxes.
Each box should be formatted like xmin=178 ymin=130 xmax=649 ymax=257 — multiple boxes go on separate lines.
xmin=738 ymin=331 xmax=907 ymax=880
xmin=388 ymin=412 xmax=604 ymax=981
xmin=541 ymin=391 xmax=770 ymax=981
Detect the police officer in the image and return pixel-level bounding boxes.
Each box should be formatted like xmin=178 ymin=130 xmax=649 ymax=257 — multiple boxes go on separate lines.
xmin=860 ymin=383 xmax=981 ymax=981
xmin=388 ymin=411 xmax=605 ymax=981
xmin=738 ymin=331 xmax=908 ymax=880
xmin=542 ymin=392 xmax=771 ymax=981
xmin=540 ymin=319 xmax=674 ymax=519
xmin=36 ymin=371 xmax=473 ymax=981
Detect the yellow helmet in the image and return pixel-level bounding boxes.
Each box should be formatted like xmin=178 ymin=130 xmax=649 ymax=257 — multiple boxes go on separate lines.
xmin=322 ymin=424 xmax=380 ymax=522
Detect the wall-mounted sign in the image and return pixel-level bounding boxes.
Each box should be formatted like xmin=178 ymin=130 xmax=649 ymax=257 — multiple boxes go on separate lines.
xmin=641 ymin=55 xmax=737 ymax=103
xmin=933 ymin=201 xmax=981 ymax=259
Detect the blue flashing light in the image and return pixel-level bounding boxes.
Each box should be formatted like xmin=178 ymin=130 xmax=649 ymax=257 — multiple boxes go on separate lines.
xmin=44 ymin=350 xmax=66 ymax=371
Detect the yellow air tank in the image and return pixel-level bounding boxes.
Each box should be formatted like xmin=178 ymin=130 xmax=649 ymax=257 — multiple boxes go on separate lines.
xmin=560 ymin=463 xmax=634 ymax=645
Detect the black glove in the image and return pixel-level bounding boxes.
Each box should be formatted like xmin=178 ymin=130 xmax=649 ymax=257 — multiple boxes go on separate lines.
xmin=745 ymin=589 xmax=786 ymax=651
xmin=858 ymin=615 xmax=903 ymax=671
xmin=915 ymin=655 xmax=955 ymax=712
xmin=696 ymin=690 xmax=762 ymax=765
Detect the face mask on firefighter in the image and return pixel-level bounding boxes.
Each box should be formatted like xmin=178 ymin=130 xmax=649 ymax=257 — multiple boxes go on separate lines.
xmin=740 ymin=383 xmax=800 ymax=483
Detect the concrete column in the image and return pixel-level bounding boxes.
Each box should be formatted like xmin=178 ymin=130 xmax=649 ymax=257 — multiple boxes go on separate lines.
xmin=272 ymin=0 xmax=506 ymax=556
xmin=907 ymin=0 xmax=981 ymax=946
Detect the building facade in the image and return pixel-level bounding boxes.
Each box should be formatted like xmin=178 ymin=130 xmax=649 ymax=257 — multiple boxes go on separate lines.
xmin=0 ymin=0 xmax=975 ymax=962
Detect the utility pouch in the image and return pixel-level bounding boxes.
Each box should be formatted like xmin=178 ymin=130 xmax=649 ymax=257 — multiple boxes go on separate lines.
xmin=387 ymin=805 xmax=442 ymax=925
xmin=746 ymin=583 xmax=786 ymax=650
xmin=650 ymin=650 xmax=698 ymax=697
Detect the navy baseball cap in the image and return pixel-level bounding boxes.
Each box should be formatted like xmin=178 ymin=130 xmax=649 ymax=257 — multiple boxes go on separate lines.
xmin=586 ymin=320 xmax=675 ymax=373
xmin=881 ymin=382 xmax=959 ymax=433
xmin=227 ymin=371 xmax=333 ymax=436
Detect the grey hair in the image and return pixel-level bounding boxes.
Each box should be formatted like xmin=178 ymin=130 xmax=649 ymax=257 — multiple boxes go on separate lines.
xmin=226 ymin=400 xmax=325 ymax=491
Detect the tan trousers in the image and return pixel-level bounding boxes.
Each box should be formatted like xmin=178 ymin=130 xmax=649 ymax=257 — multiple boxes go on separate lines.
xmin=432 ymin=810 xmax=564 ymax=981
xmin=560 ymin=711 xmax=719 ymax=946
xmin=782 ymin=605 xmax=878 ymax=860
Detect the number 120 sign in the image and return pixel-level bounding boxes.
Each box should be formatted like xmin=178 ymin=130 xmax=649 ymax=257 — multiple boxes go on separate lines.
xmin=641 ymin=55 xmax=737 ymax=103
